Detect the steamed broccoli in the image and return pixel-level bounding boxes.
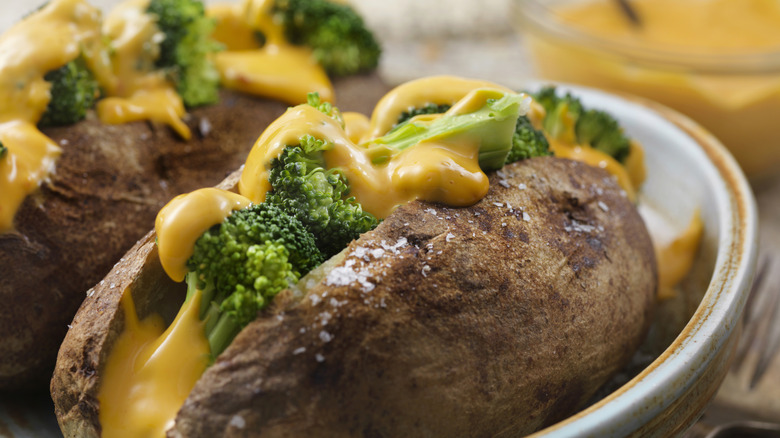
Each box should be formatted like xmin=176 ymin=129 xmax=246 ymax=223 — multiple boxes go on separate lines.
xmin=186 ymin=202 xmax=324 ymax=357
xmin=271 ymin=0 xmax=381 ymax=76
xmin=385 ymin=94 xmax=550 ymax=168
xmin=263 ymin=93 xmax=378 ymax=257
xmin=506 ymin=115 xmax=551 ymax=163
xmin=38 ymin=57 xmax=100 ymax=127
xmin=531 ymin=86 xmax=632 ymax=163
xmin=266 ymin=136 xmax=379 ymax=258
xmin=147 ymin=0 xmax=222 ymax=107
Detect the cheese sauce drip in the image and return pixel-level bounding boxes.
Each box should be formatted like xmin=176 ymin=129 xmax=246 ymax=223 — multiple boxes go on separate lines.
xmin=0 ymin=0 xmax=105 ymax=231
xmin=156 ymin=188 xmax=251 ymax=282
xmin=208 ymin=0 xmax=334 ymax=104
xmin=98 ymin=287 xmax=210 ymax=438
xmin=97 ymin=0 xmax=191 ymax=139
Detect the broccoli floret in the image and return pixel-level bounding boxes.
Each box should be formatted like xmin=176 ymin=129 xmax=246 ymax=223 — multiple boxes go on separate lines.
xmin=186 ymin=202 xmax=324 ymax=357
xmin=272 ymin=0 xmax=381 ymax=76
xmin=531 ymin=86 xmax=632 ymax=163
xmin=394 ymin=102 xmax=550 ymax=164
xmin=266 ymin=136 xmax=379 ymax=258
xmin=147 ymin=0 xmax=222 ymax=108
xmin=38 ymin=57 xmax=99 ymax=127
xmin=505 ymin=115 xmax=552 ymax=164
xmin=307 ymin=92 xmax=344 ymax=128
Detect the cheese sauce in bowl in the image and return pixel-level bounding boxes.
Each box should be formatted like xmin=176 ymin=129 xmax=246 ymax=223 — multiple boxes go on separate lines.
xmin=513 ymin=0 xmax=780 ymax=179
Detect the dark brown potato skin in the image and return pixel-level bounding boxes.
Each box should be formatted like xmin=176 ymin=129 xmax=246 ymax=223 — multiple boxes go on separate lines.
xmin=51 ymin=157 xmax=656 ymax=437
xmin=0 ymin=73 xmax=388 ymax=390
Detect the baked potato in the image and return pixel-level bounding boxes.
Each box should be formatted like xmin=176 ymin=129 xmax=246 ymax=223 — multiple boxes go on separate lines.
xmin=0 ymin=73 xmax=388 ymax=391
xmin=51 ymin=155 xmax=656 ymax=436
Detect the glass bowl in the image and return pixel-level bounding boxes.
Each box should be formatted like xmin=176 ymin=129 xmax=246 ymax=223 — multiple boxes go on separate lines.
xmin=512 ymin=0 xmax=780 ymax=179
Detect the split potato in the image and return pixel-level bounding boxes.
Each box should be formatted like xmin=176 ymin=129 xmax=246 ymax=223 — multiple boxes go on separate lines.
xmin=52 ymin=156 xmax=656 ymax=437
xmin=0 ymin=74 xmax=388 ymax=390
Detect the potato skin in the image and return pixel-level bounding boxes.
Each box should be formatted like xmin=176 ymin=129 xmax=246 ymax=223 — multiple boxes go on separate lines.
xmin=0 ymin=74 xmax=388 ymax=390
xmin=52 ymin=156 xmax=656 ymax=436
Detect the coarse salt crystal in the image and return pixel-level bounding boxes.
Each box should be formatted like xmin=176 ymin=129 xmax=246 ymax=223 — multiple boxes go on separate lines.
xmin=293 ymin=347 xmax=306 ymax=355
xmin=319 ymin=331 xmax=333 ymax=343
xmin=229 ymin=415 xmax=246 ymax=429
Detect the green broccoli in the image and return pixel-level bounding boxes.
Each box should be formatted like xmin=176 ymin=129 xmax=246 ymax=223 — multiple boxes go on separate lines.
xmin=271 ymin=0 xmax=381 ymax=76
xmin=185 ymin=202 xmax=324 ymax=357
xmin=262 ymin=93 xmax=378 ymax=257
xmin=394 ymin=101 xmax=550 ymax=165
xmin=147 ymin=0 xmax=222 ymax=108
xmin=367 ymin=91 xmax=530 ymax=171
xmin=505 ymin=115 xmax=552 ymax=164
xmin=265 ymin=135 xmax=379 ymax=258
xmin=38 ymin=57 xmax=100 ymax=127
xmin=531 ymin=86 xmax=632 ymax=163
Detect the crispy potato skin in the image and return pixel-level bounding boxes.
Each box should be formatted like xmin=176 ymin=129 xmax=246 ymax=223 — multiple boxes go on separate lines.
xmin=52 ymin=157 xmax=656 ymax=437
xmin=0 ymin=74 xmax=389 ymax=390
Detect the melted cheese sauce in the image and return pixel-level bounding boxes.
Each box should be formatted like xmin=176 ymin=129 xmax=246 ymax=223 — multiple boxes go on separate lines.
xmin=155 ymin=188 xmax=251 ymax=282
xmin=1 ymin=0 xmax=337 ymax=232
xmin=97 ymin=0 xmax=192 ymax=139
xmin=558 ymin=0 xmax=780 ymax=54
xmin=527 ymin=0 xmax=780 ymax=176
xmin=239 ymin=85 xmax=515 ymax=220
xmin=656 ymin=210 xmax=704 ymax=300
xmin=98 ymin=287 xmax=210 ymax=438
xmin=0 ymin=0 xmax=103 ymax=231
xmin=208 ymin=0 xmax=334 ymax=104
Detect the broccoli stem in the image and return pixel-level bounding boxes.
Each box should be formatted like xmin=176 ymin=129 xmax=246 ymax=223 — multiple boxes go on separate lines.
xmin=206 ymin=313 xmax=241 ymax=358
xmin=185 ymin=271 xmax=242 ymax=358
xmin=365 ymin=90 xmax=526 ymax=171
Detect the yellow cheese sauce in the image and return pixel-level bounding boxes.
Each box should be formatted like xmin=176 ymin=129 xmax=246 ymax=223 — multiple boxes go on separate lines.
xmin=208 ymin=0 xmax=334 ymax=104
xmin=98 ymin=0 xmax=192 ymax=139
xmin=98 ymin=287 xmax=210 ymax=438
xmin=155 ymin=188 xmax=251 ymax=282
xmin=0 ymin=0 xmax=338 ymax=232
xmin=0 ymin=0 xmax=103 ymax=231
xmin=239 ymin=85 xmax=513 ymax=219
xmin=656 ymin=210 xmax=704 ymax=300
xmin=526 ymin=0 xmax=780 ymax=177
xmin=558 ymin=0 xmax=780 ymax=54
